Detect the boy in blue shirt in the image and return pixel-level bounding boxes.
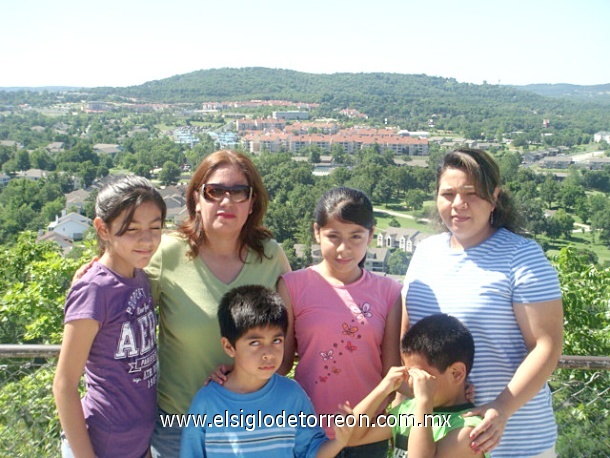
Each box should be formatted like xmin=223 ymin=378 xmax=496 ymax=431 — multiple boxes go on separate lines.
xmin=180 ymin=285 xmax=352 ymax=457
xmin=350 ymin=314 xmax=489 ymax=457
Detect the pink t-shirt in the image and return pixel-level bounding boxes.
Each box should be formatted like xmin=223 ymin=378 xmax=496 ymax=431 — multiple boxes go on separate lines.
xmin=282 ymin=266 xmax=402 ymax=437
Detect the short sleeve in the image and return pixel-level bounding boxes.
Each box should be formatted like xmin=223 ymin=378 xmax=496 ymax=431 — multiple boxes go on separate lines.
xmin=511 ymin=240 xmax=561 ymax=304
xmin=64 ymin=280 xmax=105 ymax=324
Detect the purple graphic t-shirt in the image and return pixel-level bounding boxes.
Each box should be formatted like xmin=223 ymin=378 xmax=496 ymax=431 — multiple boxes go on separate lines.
xmin=65 ymin=262 xmax=157 ymax=458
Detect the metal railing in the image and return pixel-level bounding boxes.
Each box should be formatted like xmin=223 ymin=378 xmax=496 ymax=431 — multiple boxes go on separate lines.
xmin=1 ymin=346 xmax=609 ymax=457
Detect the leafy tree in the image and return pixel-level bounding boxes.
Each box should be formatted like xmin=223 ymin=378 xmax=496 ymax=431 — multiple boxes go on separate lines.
xmin=404 ymin=189 xmax=427 ymax=211
xmin=16 ymin=150 xmax=31 ymax=171
xmin=588 ymin=193 xmax=608 ymax=215
xmin=373 ymin=176 xmax=393 ymax=205
xmin=30 ymin=149 xmax=55 ymax=170
xmin=550 ymin=209 xmax=574 ymax=239
xmin=497 ymin=151 xmax=521 ymax=182
xmin=159 ymin=161 xmax=181 ymax=186
xmin=539 ymin=175 xmax=560 ymax=208
xmin=387 ymin=250 xmax=410 ymax=275
xmin=0 ymin=232 xmax=87 ymax=343
xmin=309 ymin=149 xmax=321 ymax=164
xmin=590 ymin=210 xmax=610 ymax=246
xmin=551 ymin=247 xmax=610 ymax=456
xmin=558 ymin=183 xmax=586 ymax=212
xmin=78 ymin=160 xmax=97 ymax=189
xmin=544 ymin=215 xmax=563 ymax=239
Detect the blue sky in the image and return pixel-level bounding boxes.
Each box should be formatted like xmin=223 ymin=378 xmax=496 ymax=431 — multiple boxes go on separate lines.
xmin=2 ymin=0 xmax=608 ymax=88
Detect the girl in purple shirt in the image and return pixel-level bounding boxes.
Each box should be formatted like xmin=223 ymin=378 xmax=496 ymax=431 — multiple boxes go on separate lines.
xmin=54 ymin=176 xmax=167 ymax=458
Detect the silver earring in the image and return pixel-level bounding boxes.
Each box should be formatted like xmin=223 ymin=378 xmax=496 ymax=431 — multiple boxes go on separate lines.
xmin=490 ymin=211 xmax=494 ymax=226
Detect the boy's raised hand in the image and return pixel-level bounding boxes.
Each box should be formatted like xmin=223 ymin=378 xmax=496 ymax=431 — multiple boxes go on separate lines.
xmin=407 ymin=368 xmax=437 ymax=404
xmin=379 ymin=366 xmax=409 ymax=396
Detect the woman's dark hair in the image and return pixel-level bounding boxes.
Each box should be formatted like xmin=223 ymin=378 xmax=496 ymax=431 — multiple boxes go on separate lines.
xmin=178 ymin=150 xmax=271 ymax=261
xmin=95 ymin=175 xmax=167 ymax=255
xmin=437 ymin=148 xmax=523 ymax=233
xmin=314 ymin=187 xmax=375 ymax=268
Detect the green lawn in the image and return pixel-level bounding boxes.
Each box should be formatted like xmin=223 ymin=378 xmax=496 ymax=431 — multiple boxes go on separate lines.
xmin=542 ymin=231 xmax=610 ymax=266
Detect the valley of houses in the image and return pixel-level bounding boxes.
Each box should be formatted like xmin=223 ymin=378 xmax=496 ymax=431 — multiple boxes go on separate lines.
xmin=35 ymin=175 xmax=429 ymax=275
xmin=3 ymin=100 xmax=610 ymax=274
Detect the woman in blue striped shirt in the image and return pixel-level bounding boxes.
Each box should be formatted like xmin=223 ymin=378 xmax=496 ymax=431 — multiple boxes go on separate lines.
xmin=402 ymin=148 xmax=563 ymax=458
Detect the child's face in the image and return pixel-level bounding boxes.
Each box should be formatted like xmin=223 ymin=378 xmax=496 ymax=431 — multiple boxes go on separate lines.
xmin=402 ymin=352 xmax=458 ymax=408
xmin=96 ymin=200 xmax=163 ymax=278
xmin=223 ymin=325 xmax=285 ymax=391
xmin=314 ymin=217 xmax=373 ymax=282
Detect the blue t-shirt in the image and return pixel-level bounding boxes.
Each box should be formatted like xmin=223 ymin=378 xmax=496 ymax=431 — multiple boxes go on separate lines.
xmin=180 ymin=373 xmax=329 ymax=457
xmin=403 ymin=229 xmax=561 ymax=457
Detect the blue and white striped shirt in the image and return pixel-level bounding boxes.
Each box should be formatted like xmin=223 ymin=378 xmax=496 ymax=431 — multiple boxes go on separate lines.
xmin=403 ymin=228 xmax=561 ymax=457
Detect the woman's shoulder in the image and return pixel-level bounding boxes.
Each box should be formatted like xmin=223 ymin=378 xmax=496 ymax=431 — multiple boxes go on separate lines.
xmin=412 ymin=232 xmax=449 ymax=253
xmin=492 ymin=228 xmax=541 ymax=252
xmin=261 ymin=237 xmax=281 ymax=254
xmin=157 ymin=232 xmax=189 ymax=255
xmin=258 ymin=238 xmax=289 ymax=267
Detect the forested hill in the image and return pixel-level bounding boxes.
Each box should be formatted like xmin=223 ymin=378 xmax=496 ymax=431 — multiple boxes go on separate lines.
xmin=95 ymin=67 xmax=533 ymax=104
xmin=516 ymin=83 xmax=610 ymax=103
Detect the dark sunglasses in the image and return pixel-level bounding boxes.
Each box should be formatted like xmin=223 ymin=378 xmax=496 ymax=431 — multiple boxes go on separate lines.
xmin=201 ymin=183 xmax=253 ymax=203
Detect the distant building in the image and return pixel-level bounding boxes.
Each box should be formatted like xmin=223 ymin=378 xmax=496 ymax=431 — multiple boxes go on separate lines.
xmin=83 ymin=102 xmax=114 ymax=113
xmin=539 ymin=155 xmax=573 ymax=169
xmin=93 ymin=143 xmax=121 ymax=157
xmin=377 ymin=228 xmax=430 ymax=253
xmin=46 ymin=142 xmax=64 ymax=154
xmin=588 ymin=157 xmax=610 ymax=170
xmin=17 ymin=169 xmax=47 ymax=181
xmin=173 ymin=127 xmax=200 ymax=146
xmin=293 ymin=244 xmax=390 ymax=273
xmin=0 ymin=140 xmax=22 ymax=148
xmin=272 ymin=111 xmax=309 ymax=121
xmin=0 ymin=173 xmax=10 ymax=187
xmin=37 ymin=231 xmax=74 ymax=254
xmin=364 ymin=247 xmax=390 ymax=273
xmin=65 ymin=188 xmax=91 ymax=213
xmin=594 ymin=131 xmax=610 ymax=143
xmin=48 ymin=212 xmax=92 ymax=241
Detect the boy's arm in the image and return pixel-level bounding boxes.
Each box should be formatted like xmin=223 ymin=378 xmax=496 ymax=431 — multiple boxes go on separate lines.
xmin=407 ymin=368 xmax=484 ymax=458
xmin=349 ymin=366 xmax=407 ymax=444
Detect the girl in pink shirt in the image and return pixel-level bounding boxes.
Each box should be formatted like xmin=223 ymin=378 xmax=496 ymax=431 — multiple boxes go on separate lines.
xmin=278 ymin=187 xmax=402 ymax=458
